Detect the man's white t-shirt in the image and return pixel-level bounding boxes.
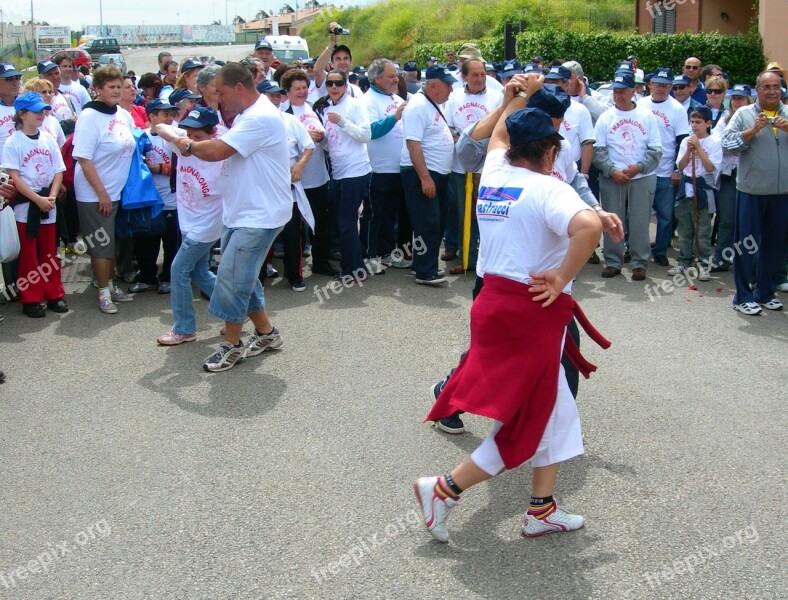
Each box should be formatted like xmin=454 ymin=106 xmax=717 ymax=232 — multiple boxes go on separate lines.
xmin=637 ymin=95 xmax=690 ymax=177
xmin=560 ymin=101 xmax=595 ymax=163
xmin=49 ymin=93 xmax=74 ymax=123
xmin=362 ymin=88 xmax=406 ymax=174
xmin=1 ymin=131 xmax=65 ymax=224
xmin=72 ymin=106 xmax=135 ymax=202
xmin=551 ymin=139 xmax=579 ymax=184
xmin=444 ymin=87 xmax=503 ymax=173
xmin=323 ymin=93 xmax=371 ymax=180
xmin=42 ymin=115 xmax=65 ymax=147
xmin=400 ymin=91 xmax=454 ymax=175
xmin=594 ymin=105 xmax=661 ymax=180
xmin=288 ymin=103 xmax=329 ymax=189
xmin=145 ymin=131 xmax=177 ymax=210
xmin=163 ymin=131 xmax=224 ymax=243
xmin=59 ymin=80 xmax=92 ymax=115
xmin=219 ymin=94 xmax=292 ymax=229
xmin=476 ymin=148 xmax=590 ymax=292
xmin=0 ymin=103 xmax=16 ymax=156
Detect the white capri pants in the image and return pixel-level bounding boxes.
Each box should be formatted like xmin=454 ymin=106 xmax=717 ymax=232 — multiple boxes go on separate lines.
xmin=470 ymin=361 xmax=584 ymax=475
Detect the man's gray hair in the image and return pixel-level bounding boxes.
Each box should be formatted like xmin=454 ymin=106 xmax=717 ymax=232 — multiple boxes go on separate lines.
xmin=563 ymin=61 xmax=584 ymax=78
xmin=367 ymin=58 xmax=393 ymax=82
xmin=196 ymin=65 xmax=221 ymax=91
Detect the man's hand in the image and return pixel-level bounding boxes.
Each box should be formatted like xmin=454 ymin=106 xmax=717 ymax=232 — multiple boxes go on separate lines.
xmin=751 ymin=113 xmax=769 ymax=134
xmin=622 ymin=164 xmax=640 ymax=179
xmin=420 ymin=175 xmax=436 ymax=199
xmin=326 ymin=112 xmax=341 ymax=125
xmin=328 ymin=21 xmax=339 ymax=45
xmin=522 ymin=72 xmax=545 ymax=96
xmin=290 ymin=164 xmax=303 ymax=183
xmin=774 ymin=116 xmax=788 ymax=133
xmin=528 ymin=268 xmax=568 ymax=308
xmin=394 ymin=102 xmax=406 ymax=120
xmin=0 ymin=179 xmax=16 ymax=204
xmin=598 ymin=210 xmax=624 ymax=243
xmin=670 ymin=170 xmax=681 ymax=186
xmin=611 ymin=169 xmax=630 ymax=184
xmin=307 ymin=127 xmax=324 ymax=142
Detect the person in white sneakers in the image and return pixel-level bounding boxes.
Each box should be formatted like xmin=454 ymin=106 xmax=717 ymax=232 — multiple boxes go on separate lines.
xmin=414 ymin=105 xmax=606 ymax=543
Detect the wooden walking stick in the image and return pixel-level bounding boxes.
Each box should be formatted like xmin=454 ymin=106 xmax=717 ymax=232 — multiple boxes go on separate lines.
xmin=691 ymin=144 xmax=701 ymax=266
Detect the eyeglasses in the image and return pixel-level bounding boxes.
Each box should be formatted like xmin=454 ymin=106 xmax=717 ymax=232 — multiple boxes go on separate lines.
xmin=673 ymin=85 xmax=687 ymax=90
xmin=325 ymin=80 xmax=345 ymax=87
xmin=2 ymin=76 xmax=21 ymax=81
xmin=684 ymin=65 xmax=700 ymax=70
xmin=706 ymin=89 xmax=723 ymax=95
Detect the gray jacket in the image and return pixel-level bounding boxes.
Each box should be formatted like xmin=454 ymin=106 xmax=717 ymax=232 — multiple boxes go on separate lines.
xmin=721 ymin=101 xmax=788 ymax=195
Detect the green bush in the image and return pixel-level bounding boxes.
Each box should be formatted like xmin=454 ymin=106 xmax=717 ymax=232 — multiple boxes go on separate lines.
xmin=413 ymin=37 xmax=505 ymax=67
xmin=513 ymin=29 xmax=766 ymax=84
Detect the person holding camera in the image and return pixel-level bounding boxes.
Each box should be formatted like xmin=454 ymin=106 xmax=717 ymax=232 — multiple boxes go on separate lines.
xmin=313 ymin=22 xmax=362 ymax=98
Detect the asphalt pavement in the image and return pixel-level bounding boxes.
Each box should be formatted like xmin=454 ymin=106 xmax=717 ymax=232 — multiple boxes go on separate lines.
xmin=0 ymin=239 xmax=785 ymax=599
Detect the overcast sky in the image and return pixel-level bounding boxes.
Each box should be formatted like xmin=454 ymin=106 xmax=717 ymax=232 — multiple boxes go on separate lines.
xmin=4 ymin=0 xmax=374 ymax=31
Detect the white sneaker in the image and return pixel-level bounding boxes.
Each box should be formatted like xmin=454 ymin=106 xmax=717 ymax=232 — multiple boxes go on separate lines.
xmin=522 ymin=505 xmax=585 ymax=538
xmin=698 ymin=267 xmax=711 ymax=281
xmin=246 ymin=327 xmax=283 ymax=357
xmin=733 ymin=302 xmax=762 ymax=316
xmin=111 ymin=286 xmax=134 ymax=303
xmin=364 ymin=257 xmax=386 ymax=275
xmin=758 ymin=298 xmax=783 ymax=311
xmin=413 ymin=476 xmax=459 ymax=543
xmin=98 ymin=297 xmax=118 ymax=314
xmin=382 ymin=254 xmax=412 ymax=269
xmin=776 ymin=282 xmax=788 ymax=293
xmin=667 ymin=265 xmax=686 ymax=276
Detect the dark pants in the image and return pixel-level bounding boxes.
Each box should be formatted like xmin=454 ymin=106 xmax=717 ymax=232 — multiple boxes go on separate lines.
xmin=282 ymin=202 xmax=303 ymax=284
xmin=397 ymin=189 xmax=413 ymax=255
xmin=159 ymin=209 xmax=180 ymax=282
xmin=61 ymin=188 xmax=80 ymax=245
xmin=305 ymin=183 xmax=331 ymax=267
xmin=336 ymin=174 xmax=370 ymax=276
xmin=133 ymin=235 xmax=162 ymax=285
xmin=733 ymin=192 xmax=788 ymax=304
xmin=401 ymin=169 xmax=448 ymax=279
xmin=361 ymin=172 xmax=401 ymax=259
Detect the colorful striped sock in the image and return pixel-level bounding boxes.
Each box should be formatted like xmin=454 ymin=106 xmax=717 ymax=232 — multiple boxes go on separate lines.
xmin=527 ymin=496 xmax=556 ymax=520
xmin=434 ymin=475 xmax=460 ymax=501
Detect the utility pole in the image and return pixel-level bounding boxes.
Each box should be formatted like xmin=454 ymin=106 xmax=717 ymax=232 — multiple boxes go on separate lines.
xmin=30 ymin=0 xmax=35 ymax=57
xmin=100 ymin=0 xmax=104 ymax=36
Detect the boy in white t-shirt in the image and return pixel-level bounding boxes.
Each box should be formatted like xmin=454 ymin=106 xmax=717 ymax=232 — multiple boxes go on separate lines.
xmin=670 ymin=106 xmax=723 ymax=280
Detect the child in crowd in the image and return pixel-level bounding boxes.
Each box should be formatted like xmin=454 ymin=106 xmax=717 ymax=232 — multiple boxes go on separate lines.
xmin=1 ymin=92 xmax=68 ymax=318
xmin=153 ymin=105 xmax=224 ymax=346
xmin=670 ymin=106 xmax=722 ymax=281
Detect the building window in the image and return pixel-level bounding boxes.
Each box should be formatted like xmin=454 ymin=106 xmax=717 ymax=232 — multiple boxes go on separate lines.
xmin=652 ymin=6 xmax=676 ymax=33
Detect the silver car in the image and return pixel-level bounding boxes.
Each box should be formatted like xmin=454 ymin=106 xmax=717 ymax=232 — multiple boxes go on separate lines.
xmin=96 ymin=53 xmax=127 ymax=76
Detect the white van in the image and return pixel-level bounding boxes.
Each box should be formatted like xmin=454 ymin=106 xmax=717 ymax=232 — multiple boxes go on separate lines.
xmin=264 ymin=35 xmax=310 ymax=62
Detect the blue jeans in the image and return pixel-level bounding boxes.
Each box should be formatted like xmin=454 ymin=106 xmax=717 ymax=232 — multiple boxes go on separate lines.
xmin=652 ymin=176 xmax=675 ymax=258
xmin=336 ymin=174 xmax=370 ymax=276
xmin=401 ymin=168 xmax=449 ymax=278
xmin=208 ymin=226 xmax=283 ymax=322
xmin=171 ymin=235 xmax=218 ymax=335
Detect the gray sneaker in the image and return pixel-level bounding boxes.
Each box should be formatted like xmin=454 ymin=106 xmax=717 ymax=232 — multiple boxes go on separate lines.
xmin=203 ymin=341 xmax=247 ymax=372
xmin=98 ymin=297 xmax=118 ymax=314
xmin=111 ymin=286 xmax=134 ymax=302
xmin=246 ymin=327 xmax=283 ymax=357
xmin=157 ymin=282 xmax=171 ymax=294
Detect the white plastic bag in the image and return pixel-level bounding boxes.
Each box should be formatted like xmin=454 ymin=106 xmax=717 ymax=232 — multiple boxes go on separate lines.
xmin=0 ymin=205 xmax=20 ymax=263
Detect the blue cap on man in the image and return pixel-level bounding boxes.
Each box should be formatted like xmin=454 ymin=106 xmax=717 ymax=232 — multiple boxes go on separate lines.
xmin=650 ymin=68 xmax=674 ymax=85
xmin=612 ymin=73 xmax=635 ymax=89
xmin=527 ymin=84 xmax=571 ymax=119
xmin=545 ymin=65 xmax=571 ymax=81
xmin=37 ymin=60 xmax=59 ymax=75
xmin=506 ymin=108 xmax=563 ymax=145
xmin=0 ymin=63 xmax=21 ymax=78
xmin=500 ymin=60 xmax=523 ymax=78
xmin=425 ymin=65 xmax=457 ymax=84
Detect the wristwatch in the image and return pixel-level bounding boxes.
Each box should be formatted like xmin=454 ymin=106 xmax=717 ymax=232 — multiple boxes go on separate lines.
xmin=184 ymin=141 xmax=192 ymax=155
xmin=517 ymin=91 xmax=528 ymax=100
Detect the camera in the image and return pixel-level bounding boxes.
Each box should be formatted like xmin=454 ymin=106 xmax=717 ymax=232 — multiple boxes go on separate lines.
xmin=0 ymin=172 xmax=9 ymax=186
xmin=765 ymin=116 xmax=777 ymax=126
xmin=330 ymin=25 xmax=351 ymax=35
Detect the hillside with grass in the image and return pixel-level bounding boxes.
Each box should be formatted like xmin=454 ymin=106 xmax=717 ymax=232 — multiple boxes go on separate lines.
xmin=302 ymin=0 xmax=634 ymax=64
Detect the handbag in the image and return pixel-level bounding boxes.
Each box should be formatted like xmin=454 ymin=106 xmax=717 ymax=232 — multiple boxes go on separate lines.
xmin=0 ymin=204 xmax=20 ymax=263
xmin=116 ymin=128 xmax=165 ymax=239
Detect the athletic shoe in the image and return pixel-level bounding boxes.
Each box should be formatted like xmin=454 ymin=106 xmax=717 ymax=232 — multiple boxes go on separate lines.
xmin=302 ymin=246 xmax=312 ymax=257
xmin=437 ymin=412 xmax=465 ymax=434
xmin=667 ymin=265 xmax=686 ymax=276
xmin=758 ymin=298 xmax=783 ymax=311
xmin=587 ymin=252 xmax=600 ymax=265
xmin=429 ymin=372 xmax=453 ymax=403
xmin=246 ymin=327 xmax=283 ymax=357
xmin=98 ymin=297 xmax=118 ymax=314
xmin=653 ymin=255 xmax=669 ymax=267
xmin=203 ymin=341 xmax=247 ymax=372
xmin=157 ymin=282 xmax=171 ymax=294
xmin=46 ymin=298 xmax=69 ymax=313
xmin=157 ymin=330 xmax=197 ymax=346
xmin=129 ymin=281 xmax=157 ymax=293
xmin=364 ymin=258 xmax=386 ymax=275
xmin=413 ymin=476 xmax=459 ymax=543
xmin=522 ymin=505 xmax=585 ymax=538
xmin=416 ymin=274 xmax=447 ymax=286
xmin=382 ymin=254 xmax=412 ymax=269
xmin=776 ymin=282 xmax=788 ymax=293
xmin=733 ymin=302 xmax=762 ymax=316
xmin=412 ymin=268 xmax=445 ymax=277
xmin=698 ymin=267 xmax=711 ymax=282
xmin=265 ymin=263 xmax=279 ymax=278
xmin=291 ymin=279 xmax=306 ymax=292
xmin=111 ymin=286 xmax=134 ymax=302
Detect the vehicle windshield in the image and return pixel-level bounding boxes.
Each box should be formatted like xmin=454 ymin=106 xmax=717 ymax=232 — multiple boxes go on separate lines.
xmin=273 ymin=49 xmax=308 ymax=62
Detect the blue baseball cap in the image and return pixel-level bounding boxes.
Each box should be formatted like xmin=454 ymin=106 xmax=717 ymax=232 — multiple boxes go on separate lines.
xmin=255 ymin=39 xmax=273 ymax=51
xmin=403 ymin=61 xmax=418 ymax=72
xmin=37 ymin=60 xmax=59 ymax=75
xmin=650 ymin=68 xmax=673 ymax=85
xmin=145 ymin=98 xmax=176 ymax=115
xmin=352 ymin=65 xmax=367 ymax=75
xmin=257 ymin=80 xmax=282 ymax=94
xmin=0 ymin=63 xmax=21 ymax=78
xmin=427 ymin=56 xmax=437 ymax=62
xmin=522 ymin=62 xmax=541 ymax=75
xmin=499 ymin=60 xmax=523 ymax=77
xmin=179 ymin=105 xmax=219 ymax=129
xmin=169 ymin=88 xmax=201 ymax=105
xmin=527 ymin=84 xmax=571 ymax=119
xmin=616 ymin=61 xmax=634 ymax=74
xmin=545 ymin=65 xmax=571 ymax=81
xmin=303 ymin=57 xmax=316 ymax=66
xmin=425 ymin=65 xmax=457 ymax=84
xmin=506 ymin=108 xmax=562 ymax=145
xmin=612 ymin=73 xmax=635 ymax=89
xmin=672 ymin=74 xmax=692 ymax=87
xmin=691 ymin=106 xmax=713 ymax=122
xmin=446 ymin=63 xmax=458 ymax=72
xmin=729 ymin=83 xmax=751 ymax=97
xmin=180 ymin=59 xmax=204 ymax=74
xmin=14 ymin=91 xmax=50 ymax=113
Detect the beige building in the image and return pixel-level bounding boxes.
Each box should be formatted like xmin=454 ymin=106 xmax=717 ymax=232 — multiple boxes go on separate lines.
xmin=634 ymin=0 xmax=786 ymax=73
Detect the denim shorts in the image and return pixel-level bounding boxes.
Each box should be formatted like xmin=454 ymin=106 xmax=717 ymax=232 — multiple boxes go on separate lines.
xmin=207 ymin=226 xmax=283 ymax=323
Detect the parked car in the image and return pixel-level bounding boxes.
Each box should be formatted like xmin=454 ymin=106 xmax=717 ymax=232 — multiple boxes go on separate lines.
xmin=81 ymin=37 xmax=120 ymax=60
xmin=44 ymin=48 xmax=92 ymax=69
xmin=97 ymin=53 xmax=127 ymax=76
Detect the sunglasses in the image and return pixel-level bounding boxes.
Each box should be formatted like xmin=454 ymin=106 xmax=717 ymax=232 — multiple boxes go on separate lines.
xmin=673 ymin=85 xmax=687 ymax=90
xmin=706 ymin=89 xmax=723 ymax=94
xmin=684 ymin=65 xmax=700 ymax=70
xmin=325 ymin=80 xmax=345 ymax=87
xmin=2 ymin=76 xmax=21 ymax=81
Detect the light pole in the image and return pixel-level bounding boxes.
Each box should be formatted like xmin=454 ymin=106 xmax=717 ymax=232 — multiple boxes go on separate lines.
xmin=99 ymin=0 xmax=104 ymax=36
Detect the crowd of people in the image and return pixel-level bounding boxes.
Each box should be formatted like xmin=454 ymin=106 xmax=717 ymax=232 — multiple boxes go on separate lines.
xmin=0 ymin=22 xmax=785 ymax=546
